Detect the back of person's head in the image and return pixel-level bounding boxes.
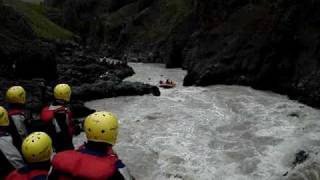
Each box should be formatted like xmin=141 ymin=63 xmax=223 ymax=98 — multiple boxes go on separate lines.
xmin=6 ymin=86 xmax=26 ymax=104
xmin=21 ymin=132 xmax=52 ymax=163
xmin=53 ymin=84 xmax=72 ymax=102
xmin=84 ymin=111 xmax=119 ymax=146
xmin=0 ymin=106 xmax=9 ymax=128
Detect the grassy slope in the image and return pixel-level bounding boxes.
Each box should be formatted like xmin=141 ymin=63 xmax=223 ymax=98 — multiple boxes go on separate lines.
xmin=4 ymin=0 xmax=73 ymax=40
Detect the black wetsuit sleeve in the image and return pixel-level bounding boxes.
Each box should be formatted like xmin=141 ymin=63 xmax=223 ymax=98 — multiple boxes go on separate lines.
xmin=24 ymin=110 xmax=39 ymax=133
xmin=53 ymin=111 xmax=74 ymax=152
xmin=8 ymin=117 xmax=22 ymax=150
xmin=0 ymin=150 xmax=15 ymax=179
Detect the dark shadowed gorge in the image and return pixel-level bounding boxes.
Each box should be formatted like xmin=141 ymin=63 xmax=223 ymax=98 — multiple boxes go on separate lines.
xmin=2 ymin=0 xmax=320 ymax=179
xmin=43 ymin=0 xmax=320 ymax=108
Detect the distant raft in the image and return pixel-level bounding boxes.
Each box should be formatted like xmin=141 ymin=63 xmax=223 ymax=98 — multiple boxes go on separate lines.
xmin=159 ymin=80 xmax=176 ymax=89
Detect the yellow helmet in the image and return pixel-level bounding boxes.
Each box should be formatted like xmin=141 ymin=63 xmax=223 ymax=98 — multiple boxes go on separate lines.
xmin=84 ymin=111 xmax=119 ymax=145
xmin=0 ymin=106 xmax=9 ymax=126
xmin=6 ymin=86 xmax=26 ymax=104
xmin=54 ymin=84 xmax=71 ymax=102
xmin=22 ymin=132 xmax=52 ymax=163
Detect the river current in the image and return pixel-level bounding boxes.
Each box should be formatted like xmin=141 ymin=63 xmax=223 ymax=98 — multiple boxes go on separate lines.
xmin=79 ymin=63 xmax=320 ymax=180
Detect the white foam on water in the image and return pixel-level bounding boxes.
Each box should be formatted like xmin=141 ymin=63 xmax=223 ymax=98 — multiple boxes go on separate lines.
xmin=81 ymin=63 xmax=320 ymax=180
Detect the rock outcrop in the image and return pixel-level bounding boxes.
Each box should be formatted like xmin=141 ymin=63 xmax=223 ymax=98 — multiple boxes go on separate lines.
xmin=183 ymin=0 xmax=320 ymax=107
xmin=54 ymin=40 xmax=161 ymax=103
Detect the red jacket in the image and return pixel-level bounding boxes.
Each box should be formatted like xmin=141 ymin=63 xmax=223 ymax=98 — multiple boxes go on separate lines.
xmin=5 ymin=168 xmax=48 ymax=180
xmin=51 ymin=147 xmax=120 ymax=180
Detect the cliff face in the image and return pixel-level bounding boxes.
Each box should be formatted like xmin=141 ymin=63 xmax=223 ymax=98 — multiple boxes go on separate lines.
xmin=57 ymin=0 xmax=198 ymax=66
xmin=48 ymin=0 xmax=320 ymax=107
xmin=184 ymin=0 xmax=320 ymax=107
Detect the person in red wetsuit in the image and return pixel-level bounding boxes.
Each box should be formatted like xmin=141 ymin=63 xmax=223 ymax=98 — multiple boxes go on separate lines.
xmin=48 ymin=111 xmax=134 ymax=180
xmin=40 ymin=84 xmax=76 ymax=152
xmin=5 ymin=86 xmax=32 ymax=150
xmin=5 ymin=131 xmax=53 ymax=180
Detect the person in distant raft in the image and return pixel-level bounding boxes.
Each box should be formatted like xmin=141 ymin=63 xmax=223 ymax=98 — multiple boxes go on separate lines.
xmin=0 ymin=106 xmax=25 ymax=179
xmin=5 ymin=132 xmax=52 ymax=180
xmin=40 ymin=84 xmax=77 ymax=152
xmin=48 ymin=111 xmax=134 ymax=180
xmin=5 ymin=86 xmax=32 ymax=150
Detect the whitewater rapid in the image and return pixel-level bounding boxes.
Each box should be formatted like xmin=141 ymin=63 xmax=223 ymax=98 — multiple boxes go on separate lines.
xmin=81 ymin=63 xmax=320 ymax=180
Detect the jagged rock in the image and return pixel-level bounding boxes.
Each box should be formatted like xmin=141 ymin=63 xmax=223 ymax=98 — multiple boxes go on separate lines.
xmin=115 ymin=81 xmax=160 ymax=96
xmin=284 ymin=151 xmax=320 ymax=180
xmin=72 ymin=80 xmax=160 ymax=101
xmin=293 ymin=150 xmax=309 ymax=166
xmin=70 ymin=100 xmax=95 ymax=118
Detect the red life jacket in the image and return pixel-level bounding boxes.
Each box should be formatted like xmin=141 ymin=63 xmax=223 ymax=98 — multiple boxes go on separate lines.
xmin=8 ymin=109 xmax=24 ymax=116
xmin=52 ymin=149 xmax=119 ymax=180
xmin=5 ymin=169 xmax=48 ymax=180
xmin=40 ymin=105 xmax=74 ymax=137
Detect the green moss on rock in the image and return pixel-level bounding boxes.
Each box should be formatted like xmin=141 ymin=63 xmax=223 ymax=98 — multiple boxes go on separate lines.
xmin=4 ymin=0 xmax=73 ymax=40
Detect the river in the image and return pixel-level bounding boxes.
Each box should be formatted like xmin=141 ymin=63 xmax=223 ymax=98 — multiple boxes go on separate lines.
xmin=80 ymin=63 xmax=320 ymax=180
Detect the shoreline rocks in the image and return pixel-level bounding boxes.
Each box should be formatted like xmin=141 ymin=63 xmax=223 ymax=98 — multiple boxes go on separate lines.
xmin=0 ymin=39 xmax=161 ymax=118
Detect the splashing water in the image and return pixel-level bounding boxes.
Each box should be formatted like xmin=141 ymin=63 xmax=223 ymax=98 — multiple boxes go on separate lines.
xmin=80 ymin=63 xmax=320 ymax=180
